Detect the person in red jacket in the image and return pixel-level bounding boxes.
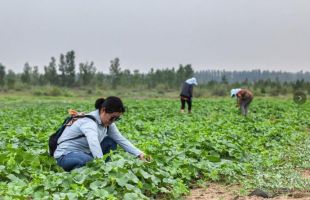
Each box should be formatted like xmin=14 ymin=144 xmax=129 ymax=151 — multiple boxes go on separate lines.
xmin=231 ymin=88 xmax=253 ymax=116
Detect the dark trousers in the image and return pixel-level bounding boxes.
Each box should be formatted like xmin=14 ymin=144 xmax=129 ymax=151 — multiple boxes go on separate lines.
xmin=180 ymin=96 xmax=192 ymax=111
xmin=56 ymin=137 xmax=117 ymax=172
xmin=240 ymin=98 xmax=252 ymax=116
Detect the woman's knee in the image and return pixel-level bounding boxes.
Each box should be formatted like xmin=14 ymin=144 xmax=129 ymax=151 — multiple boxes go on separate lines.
xmin=57 ymin=152 xmax=93 ymax=171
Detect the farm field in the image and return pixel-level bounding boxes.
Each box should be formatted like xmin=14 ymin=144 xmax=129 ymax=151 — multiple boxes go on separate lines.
xmin=0 ymin=97 xmax=309 ymax=199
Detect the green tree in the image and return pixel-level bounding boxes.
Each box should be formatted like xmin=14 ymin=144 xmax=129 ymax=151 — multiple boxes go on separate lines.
xmin=65 ymin=50 xmax=76 ymax=86
xmin=44 ymin=57 xmax=58 ymax=85
xmin=184 ymin=64 xmax=194 ymax=79
xmin=32 ymin=66 xmax=40 ymax=85
xmin=57 ymin=51 xmax=76 ymax=87
xmin=109 ymin=57 xmax=121 ymax=89
xmin=58 ymin=54 xmax=66 ymax=86
xmin=0 ymin=63 xmax=6 ymax=87
xmin=147 ymin=68 xmax=156 ymax=88
xmin=95 ymin=72 xmax=109 ymax=87
xmin=6 ymin=70 xmax=16 ymax=89
xmin=79 ymin=61 xmax=96 ymax=86
xmin=21 ymin=62 xmax=32 ymax=84
xmin=176 ymin=65 xmax=185 ymax=86
xmin=132 ymin=69 xmax=141 ymax=87
xmin=121 ymin=69 xmax=131 ymax=86
xmin=221 ymin=75 xmax=228 ymax=84
xmin=176 ymin=64 xmax=194 ymax=86
xmin=165 ymin=67 xmax=176 ymax=88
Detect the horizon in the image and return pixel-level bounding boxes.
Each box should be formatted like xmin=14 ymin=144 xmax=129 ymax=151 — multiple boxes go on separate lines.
xmin=1 ymin=58 xmax=309 ymax=75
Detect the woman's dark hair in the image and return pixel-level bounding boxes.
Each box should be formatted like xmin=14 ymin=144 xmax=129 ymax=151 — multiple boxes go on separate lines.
xmin=95 ymin=96 xmax=125 ymax=113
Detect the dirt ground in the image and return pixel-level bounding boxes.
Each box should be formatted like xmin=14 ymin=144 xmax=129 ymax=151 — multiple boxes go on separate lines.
xmin=301 ymin=170 xmax=310 ymax=179
xmin=186 ymin=170 xmax=310 ymax=200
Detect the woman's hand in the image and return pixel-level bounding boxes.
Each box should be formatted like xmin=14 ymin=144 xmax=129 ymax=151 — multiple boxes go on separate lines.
xmin=138 ymin=153 xmax=152 ymax=162
xmin=138 ymin=153 xmax=145 ymax=160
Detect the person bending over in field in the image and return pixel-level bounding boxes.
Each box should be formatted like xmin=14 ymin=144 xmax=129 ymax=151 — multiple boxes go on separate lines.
xmin=54 ymin=96 xmax=145 ymax=171
xmin=230 ymin=88 xmax=253 ymax=116
xmin=180 ymin=77 xmax=198 ymax=113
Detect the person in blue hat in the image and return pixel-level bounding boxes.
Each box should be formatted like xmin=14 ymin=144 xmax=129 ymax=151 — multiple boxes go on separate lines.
xmin=231 ymin=88 xmax=253 ymax=116
xmin=180 ymin=77 xmax=198 ymax=113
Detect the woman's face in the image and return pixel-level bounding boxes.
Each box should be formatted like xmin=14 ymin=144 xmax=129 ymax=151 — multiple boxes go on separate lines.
xmin=100 ymin=109 xmax=122 ymax=127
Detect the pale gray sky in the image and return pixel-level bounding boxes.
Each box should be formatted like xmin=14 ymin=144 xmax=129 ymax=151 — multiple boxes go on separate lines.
xmin=0 ymin=0 xmax=309 ymax=73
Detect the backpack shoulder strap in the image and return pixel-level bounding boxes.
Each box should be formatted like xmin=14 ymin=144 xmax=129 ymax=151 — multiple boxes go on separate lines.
xmin=71 ymin=114 xmax=98 ymax=123
xmin=57 ymin=115 xmax=99 ymax=145
xmin=83 ymin=115 xmax=98 ymax=123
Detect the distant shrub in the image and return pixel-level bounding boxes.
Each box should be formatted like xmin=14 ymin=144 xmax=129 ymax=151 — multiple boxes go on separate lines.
xmin=211 ymin=86 xmax=227 ymax=96
xmin=33 ymin=90 xmax=43 ymax=96
xmin=96 ymin=90 xmax=104 ymax=96
xmin=252 ymin=89 xmax=261 ymax=97
xmin=269 ymin=88 xmax=280 ymax=96
xmin=194 ymin=87 xmax=205 ymax=98
xmin=63 ymin=90 xmax=74 ymax=97
xmin=14 ymin=82 xmax=26 ymax=91
xmin=280 ymin=88 xmax=288 ymax=95
xmin=87 ymin=89 xmax=92 ymax=94
xmin=156 ymin=84 xmax=167 ymax=95
xmin=157 ymin=90 xmax=165 ymax=94
xmin=48 ymin=87 xmax=62 ymax=96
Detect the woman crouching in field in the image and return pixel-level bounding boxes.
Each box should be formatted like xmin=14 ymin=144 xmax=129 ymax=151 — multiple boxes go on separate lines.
xmin=231 ymin=88 xmax=253 ymax=116
xmin=54 ymin=96 xmax=145 ymax=171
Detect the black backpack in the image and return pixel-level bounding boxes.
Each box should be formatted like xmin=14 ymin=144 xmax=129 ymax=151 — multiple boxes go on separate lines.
xmin=48 ymin=115 xmax=97 ymax=156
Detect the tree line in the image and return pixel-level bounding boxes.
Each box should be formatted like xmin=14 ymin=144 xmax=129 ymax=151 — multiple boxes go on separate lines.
xmin=0 ymin=50 xmax=309 ymax=96
xmin=0 ymin=51 xmax=194 ymax=89
xmin=196 ymin=69 xmax=310 ymax=83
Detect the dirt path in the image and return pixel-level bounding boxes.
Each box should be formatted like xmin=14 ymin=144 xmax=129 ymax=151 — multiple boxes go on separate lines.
xmin=301 ymin=169 xmax=310 ymax=179
xmin=186 ymin=170 xmax=310 ymax=200
xmin=186 ymin=184 xmax=310 ymax=200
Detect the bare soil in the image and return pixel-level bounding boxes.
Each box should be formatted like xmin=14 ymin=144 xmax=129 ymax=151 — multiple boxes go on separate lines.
xmin=186 ymin=184 xmax=310 ymax=200
xmin=300 ymin=169 xmax=310 ymax=179
xmin=186 ymin=170 xmax=310 ymax=200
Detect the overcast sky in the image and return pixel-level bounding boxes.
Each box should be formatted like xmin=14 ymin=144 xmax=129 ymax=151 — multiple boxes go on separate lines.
xmin=0 ymin=0 xmax=309 ymax=73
